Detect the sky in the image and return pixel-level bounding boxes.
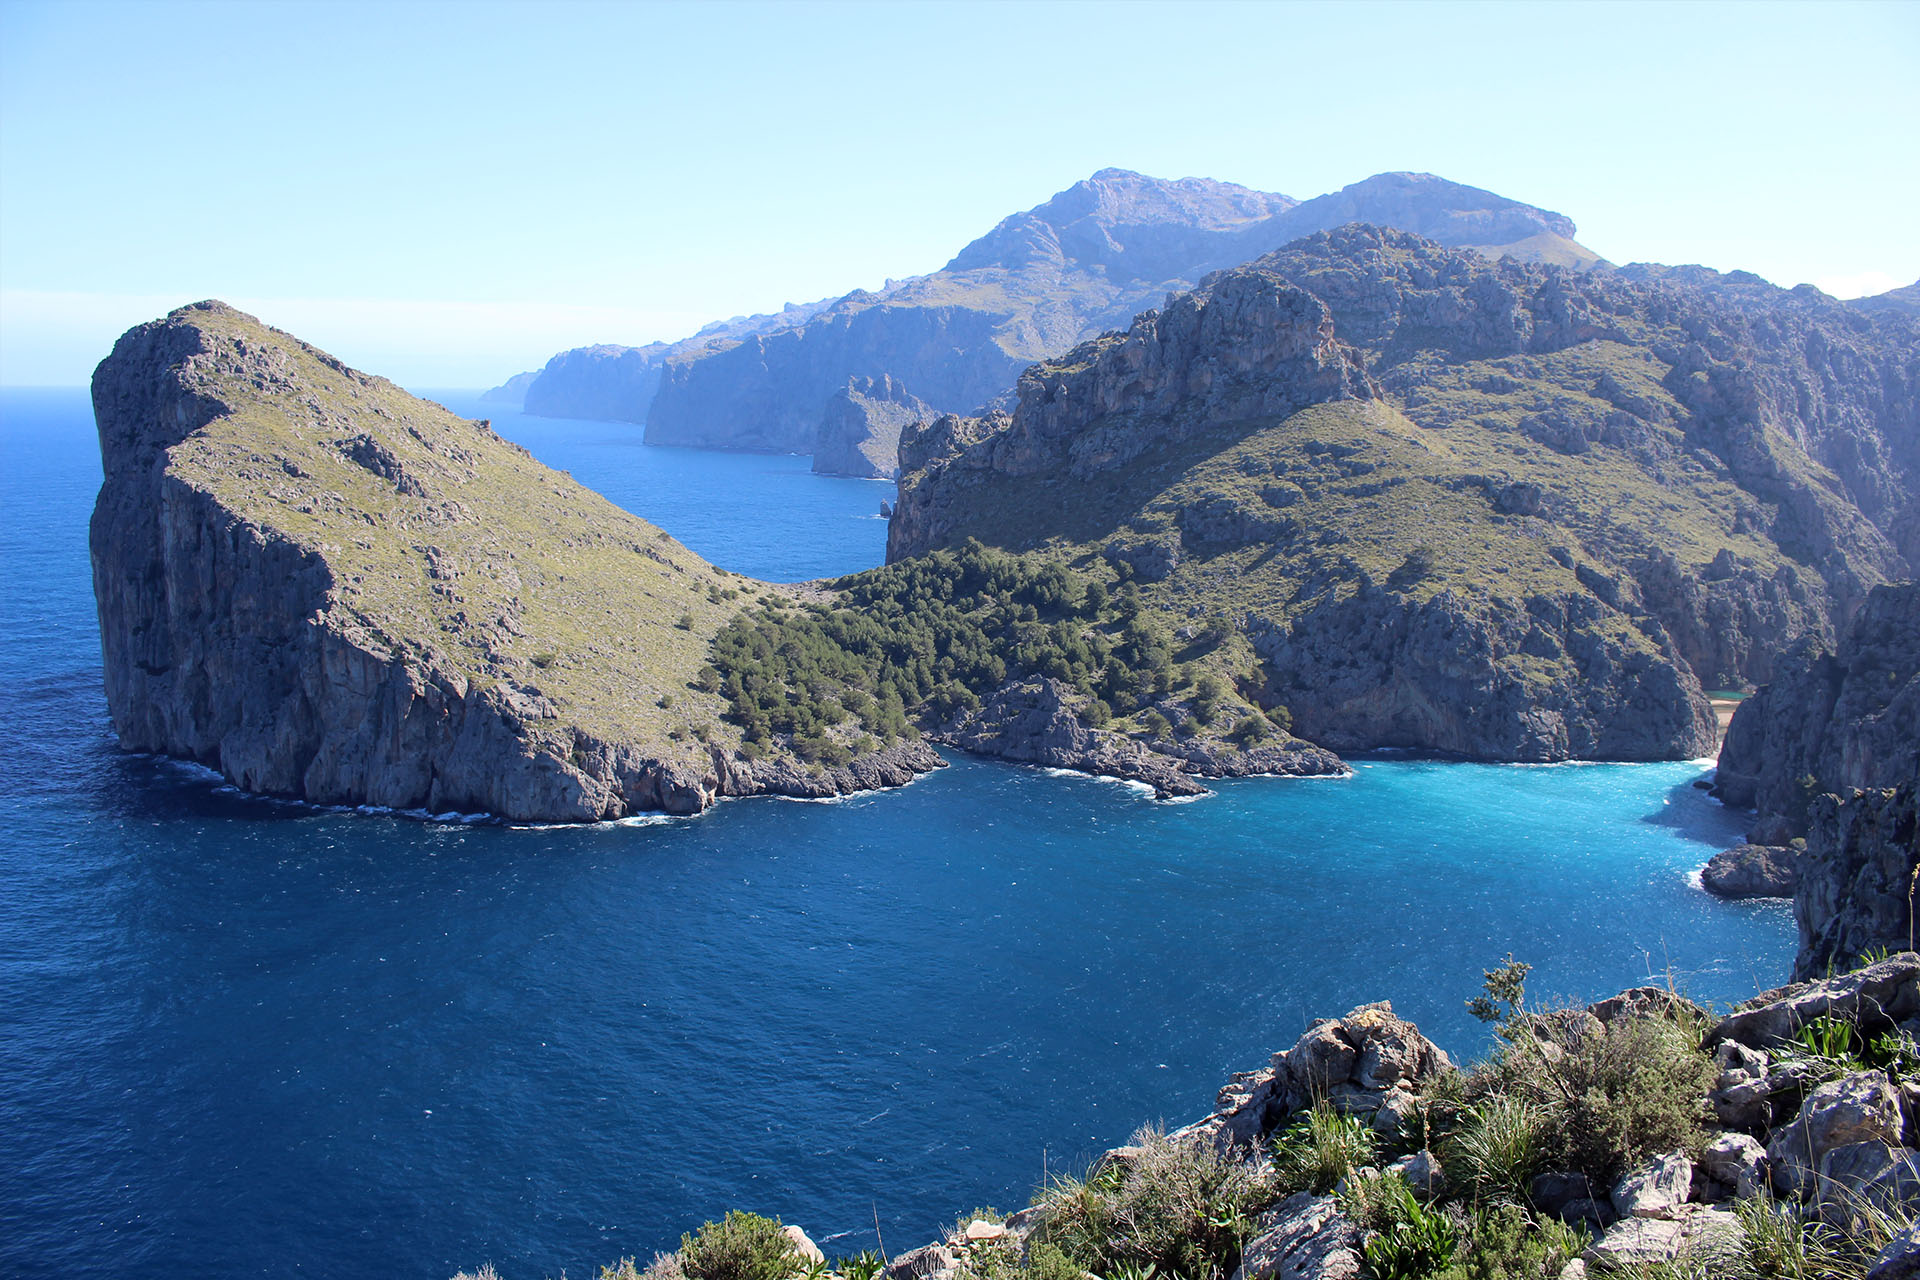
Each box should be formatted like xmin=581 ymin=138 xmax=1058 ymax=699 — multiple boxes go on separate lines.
xmin=1 ymin=0 xmax=1915 ymax=387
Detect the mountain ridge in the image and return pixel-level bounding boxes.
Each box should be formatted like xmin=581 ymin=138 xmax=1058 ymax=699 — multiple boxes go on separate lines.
xmin=499 ymin=169 xmax=1595 ymax=473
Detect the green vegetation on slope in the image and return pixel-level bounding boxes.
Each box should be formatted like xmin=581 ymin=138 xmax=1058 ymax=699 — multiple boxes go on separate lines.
xmin=703 ymin=540 xmax=1283 ymax=762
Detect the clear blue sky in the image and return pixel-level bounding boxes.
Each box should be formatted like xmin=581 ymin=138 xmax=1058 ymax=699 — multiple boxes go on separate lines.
xmin=2 ymin=0 xmax=1915 ymax=386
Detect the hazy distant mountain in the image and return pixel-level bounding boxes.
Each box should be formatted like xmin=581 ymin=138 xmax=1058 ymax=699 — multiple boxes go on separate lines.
xmin=479 ymin=369 xmax=539 ymax=406
xmin=508 ymin=169 xmax=1599 ymax=475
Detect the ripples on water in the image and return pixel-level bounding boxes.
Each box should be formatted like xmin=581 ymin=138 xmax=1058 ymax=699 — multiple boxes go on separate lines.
xmin=0 ymin=389 xmax=1791 ymax=1280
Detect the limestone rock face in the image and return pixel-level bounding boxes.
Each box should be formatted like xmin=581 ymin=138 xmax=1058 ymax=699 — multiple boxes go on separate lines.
xmin=1715 ymin=582 xmax=1920 ymax=835
xmin=1796 ymin=786 xmax=1920 ymax=977
xmin=88 ymin=302 xmax=941 ymax=823
xmin=810 ymin=374 xmax=933 ymax=478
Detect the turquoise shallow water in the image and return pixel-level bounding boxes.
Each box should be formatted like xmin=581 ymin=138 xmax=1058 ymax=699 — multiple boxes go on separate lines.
xmin=0 ymin=388 xmax=1791 ymax=1279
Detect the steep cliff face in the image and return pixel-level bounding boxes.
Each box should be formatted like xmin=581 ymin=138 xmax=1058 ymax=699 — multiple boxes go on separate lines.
xmin=1715 ymin=582 xmax=1920 ymax=834
xmin=522 ymin=343 xmax=666 ymax=422
xmin=1795 ymin=785 xmax=1920 ymax=978
xmin=810 ymin=374 xmax=935 ymax=478
xmin=888 ymin=228 xmax=1920 ymax=762
xmin=89 ymin=302 xmax=938 ymax=822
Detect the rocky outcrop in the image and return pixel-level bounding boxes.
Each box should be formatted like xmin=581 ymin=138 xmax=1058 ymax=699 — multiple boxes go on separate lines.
xmin=1249 ymin=582 xmax=1717 ymax=762
xmin=479 ymin=369 xmax=538 ymax=406
xmin=1708 ymin=952 xmax=1920 ymax=1050
xmin=1714 ymin=582 xmax=1920 ymax=836
xmin=522 ymin=342 xmax=667 ymax=422
xmin=1176 ymin=1002 xmax=1453 ymax=1152
xmin=89 ymin=302 xmax=942 ymax=823
xmin=1231 ymin=1194 xmax=1362 ymax=1280
xmin=810 ymin=374 xmax=934 ymax=478
xmin=1701 ymin=843 xmax=1802 ymax=899
xmin=932 ymin=677 xmax=1346 ymax=799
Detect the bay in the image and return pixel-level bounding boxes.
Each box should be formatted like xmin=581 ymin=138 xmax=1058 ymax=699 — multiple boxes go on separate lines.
xmin=0 ymin=388 xmax=1791 ymax=1280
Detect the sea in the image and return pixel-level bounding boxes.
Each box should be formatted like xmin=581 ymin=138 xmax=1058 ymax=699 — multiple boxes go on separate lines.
xmin=0 ymin=386 xmax=1793 ymax=1279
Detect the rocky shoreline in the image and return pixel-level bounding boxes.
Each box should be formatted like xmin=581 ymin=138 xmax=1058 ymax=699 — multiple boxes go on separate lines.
xmin=497 ymin=957 xmax=1920 ymax=1280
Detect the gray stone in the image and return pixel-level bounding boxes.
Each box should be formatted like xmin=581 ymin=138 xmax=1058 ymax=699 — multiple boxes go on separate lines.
xmin=1611 ymin=1149 xmax=1692 ymax=1220
xmin=1701 ymin=1132 xmax=1769 ymax=1198
xmin=1870 ymin=1221 xmax=1920 ymax=1280
xmin=1817 ymin=1142 xmax=1920 ymax=1229
xmin=1709 ymin=955 xmax=1920 ymax=1050
xmin=1769 ymin=1071 xmax=1907 ymax=1197
xmin=1232 ymin=1192 xmax=1363 ymax=1280
xmin=1529 ymin=1172 xmax=1596 ymax=1214
xmin=1701 ymin=843 xmax=1801 ymax=899
xmin=1557 ymin=1198 xmax=1616 ymax=1231
xmin=883 ymin=1244 xmax=957 ymax=1280
xmin=783 ymin=1227 xmax=826 ymax=1265
xmin=1388 ymin=1150 xmax=1444 ymax=1200
xmin=1581 ymin=1206 xmax=1740 ymax=1272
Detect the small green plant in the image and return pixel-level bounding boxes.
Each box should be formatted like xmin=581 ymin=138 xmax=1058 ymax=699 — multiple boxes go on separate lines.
xmin=1433 ymin=1203 xmax=1582 ymax=1280
xmin=1271 ymin=1101 xmax=1377 ymax=1195
xmin=835 ymin=1252 xmax=884 ymax=1280
xmin=1446 ymin=1095 xmax=1549 ymax=1202
xmin=1361 ymin=1175 xmax=1459 ymax=1278
xmin=678 ymin=1211 xmax=798 ymax=1280
xmin=676 ymin=613 xmax=696 ymax=630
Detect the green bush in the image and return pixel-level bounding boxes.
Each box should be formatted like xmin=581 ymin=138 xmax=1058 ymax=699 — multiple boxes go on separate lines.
xmin=1033 ymin=1127 xmax=1270 ymax=1280
xmin=678 ymin=1211 xmax=798 ymax=1280
xmin=1545 ymin=1014 xmax=1714 ymax=1183
xmin=1271 ymin=1101 xmax=1376 ymax=1196
xmin=1432 ymin=1203 xmax=1582 ymax=1280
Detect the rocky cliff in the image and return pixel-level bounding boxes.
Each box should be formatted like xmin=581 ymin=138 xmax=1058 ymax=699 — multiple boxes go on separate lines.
xmin=887 ymin=226 xmax=1920 ymax=763
xmin=811 ymin=374 xmax=935 ymax=479
xmin=89 ymin=302 xmax=938 ymax=822
xmin=1714 ymin=582 xmax=1920 ymax=834
xmin=514 ymin=170 xmax=1593 ymax=476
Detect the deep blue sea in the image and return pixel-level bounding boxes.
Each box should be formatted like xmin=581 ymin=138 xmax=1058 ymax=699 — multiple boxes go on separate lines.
xmin=1 ymin=386 xmax=1791 ymax=1280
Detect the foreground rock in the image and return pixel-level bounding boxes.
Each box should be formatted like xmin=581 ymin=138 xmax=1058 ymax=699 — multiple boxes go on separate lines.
xmin=1798 ymin=785 xmax=1920 ymax=977
xmin=89 ymin=302 xmax=941 ymax=822
xmin=1701 ymin=843 xmax=1802 ymax=898
xmin=1232 ymin=1193 xmax=1362 ymax=1280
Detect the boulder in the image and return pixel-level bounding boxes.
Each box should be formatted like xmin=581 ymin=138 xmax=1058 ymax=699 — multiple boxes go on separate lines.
xmin=1581 ymin=1206 xmax=1740 ymax=1272
xmin=1529 ymin=1172 xmax=1598 ymax=1216
xmin=883 ymin=1244 xmax=957 ymax=1280
xmin=1587 ymin=987 xmax=1708 ymax=1028
xmin=1871 ymin=1221 xmax=1920 ymax=1280
xmin=1611 ymin=1150 xmax=1692 ymax=1220
xmin=1817 ymin=1142 xmax=1920 ymax=1229
xmin=1231 ymin=1193 xmax=1363 ymax=1280
xmin=783 ymin=1227 xmax=827 ymax=1265
xmin=1708 ymin=954 xmax=1920 ymax=1050
xmin=1769 ymin=1070 xmax=1907 ymax=1197
xmin=1387 ymin=1150 xmax=1444 ymax=1200
xmin=1700 ymin=1132 xmax=1769 ymax=1199
xmin=1701 ymin=843 xmax=1801 ymax=899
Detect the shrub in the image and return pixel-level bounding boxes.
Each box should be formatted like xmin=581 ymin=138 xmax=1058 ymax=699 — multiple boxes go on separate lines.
xmin=678 ymin=1211 xmax=798 ymax=1280
xmin=1446 ymin=1095 xmax=1551 ymax=1202
xmin=1271 ymin=1101 xmax=1377 ymax=1196
xmin=1265 ymin=704 xmax=1292 ymax=734
xmin=1432 ymin=1203 xmax=1582 ymax=1280
xmin=1033 ymin=1126 xmax=1270 ymax=1280
xmin=1544 ymin=1014 xmax=1714 ymax=1183
xmin=1138 ymin=710 xmax=1173 ymax=740
xmin=1228 ymin=714 xmax=1269 ymax=746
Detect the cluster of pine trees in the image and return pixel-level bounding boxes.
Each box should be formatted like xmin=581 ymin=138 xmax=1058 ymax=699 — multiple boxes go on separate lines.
xmin=702 ymin=541 xmax=1194 ymax=764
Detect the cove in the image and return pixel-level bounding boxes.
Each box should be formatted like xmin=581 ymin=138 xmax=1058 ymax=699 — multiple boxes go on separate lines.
xmin=0 ymin=389 xmax=1792 ymax=1280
